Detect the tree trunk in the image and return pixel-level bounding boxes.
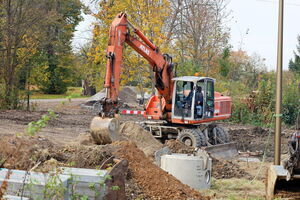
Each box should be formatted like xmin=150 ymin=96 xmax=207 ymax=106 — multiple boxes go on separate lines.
xmin=82 ymin=79 xmax=96 ymax=96
xmin=4 ymin=0 xmax=14 ymax=108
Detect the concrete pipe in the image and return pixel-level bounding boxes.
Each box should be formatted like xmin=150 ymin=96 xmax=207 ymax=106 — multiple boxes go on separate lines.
xmin=90 ymin=117 xmax=120 ymax=145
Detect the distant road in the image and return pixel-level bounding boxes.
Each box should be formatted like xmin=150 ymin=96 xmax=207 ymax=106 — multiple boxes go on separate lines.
xmin=29 ymin=98 xmax=88 ymax=103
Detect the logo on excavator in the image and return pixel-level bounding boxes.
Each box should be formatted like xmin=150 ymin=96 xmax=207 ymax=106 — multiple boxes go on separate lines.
xmin=139 ymin=44 xmax=150 ymax=55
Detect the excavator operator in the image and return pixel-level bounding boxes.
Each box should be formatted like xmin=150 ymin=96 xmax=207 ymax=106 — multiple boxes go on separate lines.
xmin=195 ymin=86 xmax=204 ymax=118
xmin=185 ymin=85 xmax=203 ymax=118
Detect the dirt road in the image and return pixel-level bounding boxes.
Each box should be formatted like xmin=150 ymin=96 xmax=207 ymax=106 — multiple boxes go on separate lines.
xmin=0 ymin=99 xmax=143 ymax=145
xmin=0 ymin=100 xmax=93 ymax=145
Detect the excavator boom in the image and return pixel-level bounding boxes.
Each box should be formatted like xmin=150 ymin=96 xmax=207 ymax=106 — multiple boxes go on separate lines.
xmin=100 ymin=13 xmax=173 ymax=117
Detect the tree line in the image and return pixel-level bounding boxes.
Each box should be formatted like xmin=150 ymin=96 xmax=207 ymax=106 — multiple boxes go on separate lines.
xmin=0 ymin=0 xmax=83 ymax=109
xmin=0 ymin=0 xmax=299 ymax=127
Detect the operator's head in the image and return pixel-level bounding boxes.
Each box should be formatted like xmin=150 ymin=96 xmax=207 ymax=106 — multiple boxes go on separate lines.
xmin=197 ymin=86 xmax=202 ymax=92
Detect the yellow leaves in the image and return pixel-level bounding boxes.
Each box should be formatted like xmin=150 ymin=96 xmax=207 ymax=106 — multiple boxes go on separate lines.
xmin=87 ymin=0 xmax=172 ymax=88
xmin=16 ymin=34 xmax=39 ymax=68
xmin=30 ymin=64 xmax=50 ymax=86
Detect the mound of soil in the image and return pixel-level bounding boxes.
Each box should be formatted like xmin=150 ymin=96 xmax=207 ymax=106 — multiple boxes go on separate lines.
xmin=59 ymin=144 xmax=116 ymax=169
xmin=119 ymin=87 xmax=137 ymax=104
xmin=212 ymin=158 xmax=249 ymax=179
xmin=165 ymin=139 xmax=195 ymax=154
xmin=125 ymin=178 xmax=150 ymax=200
xmin=0 ymin=135 xmax=57 ymax=170
xmin=113 ymin=141 xmax=209 ymax=200
xmin=76 ymin=132 xmax=95 ymax=145
xmin=0 ymin=135 xmax=114 ymax=171
xmin=228 ymin=126 xmax=278 ymax=160
xmin=120 ymin=122 xmax=163 ymax=157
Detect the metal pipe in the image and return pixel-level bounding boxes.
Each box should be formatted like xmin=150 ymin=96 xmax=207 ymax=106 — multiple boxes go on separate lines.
xmin=274 ymin=0 xmax=284 ymax=165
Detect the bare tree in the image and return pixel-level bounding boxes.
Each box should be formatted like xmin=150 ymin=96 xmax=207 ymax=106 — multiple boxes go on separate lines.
xmin=166 ymin=0 xmax=230 ymax=75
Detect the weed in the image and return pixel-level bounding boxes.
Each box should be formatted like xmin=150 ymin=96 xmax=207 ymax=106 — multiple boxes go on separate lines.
xmin=203 ymin=178 xmax=265 ymax=200
xmin=68 ymin=161 xmax=76 ymax=167
xmin=26 ymin=109 xmax=58 ymax=136
xmin=111 ymin=185 xmax=120 ymax=191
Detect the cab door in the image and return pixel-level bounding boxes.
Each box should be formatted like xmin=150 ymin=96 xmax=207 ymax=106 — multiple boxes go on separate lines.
xmin=172 ymin=81 xmax=194 ymax=119
xmin=204 ymin=79 xmax=214 ymax=118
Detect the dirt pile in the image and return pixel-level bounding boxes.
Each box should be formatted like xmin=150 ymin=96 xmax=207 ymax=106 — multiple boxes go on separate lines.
xmin=212 ymin=158 xmax=249 ymax=179
xmin=120 ymin=122 xmax=163 ymax=157
xmin=58 ymin=144 xmax=115 ymax=169
xmin=113 ymin=141 xmax=209 ymax=200
xmin=119 ymin=87 xmax=137 ymax=104
xmin=85 ymin=86 xmax=138 ymax=106
xmin=228 ymin=126 xmax=293 ymax=162
xmin=165 ymin=139 xmax=195 ymax=154
xmin=0 ymin=135 xmax=114 ymax=171
xmin=0 ymin=135 xmax=57 ymax=170
xmin=125 ymin=179 xmax=150 ymax=200
xmin=76 ymin=132 xmax=95 ymax=145
xmin=228 ymin=126 xmax=278 ymax=160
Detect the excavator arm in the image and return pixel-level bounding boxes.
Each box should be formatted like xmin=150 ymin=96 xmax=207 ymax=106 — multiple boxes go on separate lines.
xmin=99 ymin=13 xmax=174 ymax=117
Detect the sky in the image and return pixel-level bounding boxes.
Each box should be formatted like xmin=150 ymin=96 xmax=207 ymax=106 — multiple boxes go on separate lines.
xmin=72 ymin=0 xmax=300 ymax=71
xmin=71 ymin=0 xmax=96 ymax=51
xmin=228 ymin=0 xmax=300 ymax=70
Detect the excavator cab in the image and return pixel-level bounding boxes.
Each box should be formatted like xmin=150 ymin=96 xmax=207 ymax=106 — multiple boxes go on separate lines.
xmin=172 ymin=76 xmax=215 ymax=121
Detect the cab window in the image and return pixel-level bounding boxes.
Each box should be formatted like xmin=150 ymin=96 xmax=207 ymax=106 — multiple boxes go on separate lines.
xmin=174 ymin=81 xmax=193 ymax=118
xmin=207 ymin=81 xmax=214 ymax=99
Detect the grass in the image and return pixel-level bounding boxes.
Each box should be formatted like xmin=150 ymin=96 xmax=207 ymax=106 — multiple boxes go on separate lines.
xmin=29 ymin=87 xmax=90 ymax=99
xmin=202 ymin=178 xmax=265 ymax=200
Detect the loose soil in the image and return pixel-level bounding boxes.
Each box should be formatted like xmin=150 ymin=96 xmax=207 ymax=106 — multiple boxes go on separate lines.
xmin=0 ymin=135 xmax=115 ymax=171
xmin=165 ymin=139 xmax=195 ymax=154
xmin=113 ymin=141 xmax=208 ymax=200
xmin=212 ymin=158 xmax=250 ymax=179
xmin=119 ymin=87 xmax=138 ymax=105
xmin=226 ymin=124 xmax=291 ymax=161
xmin=120 ymin=122 xmax=163 ymax=157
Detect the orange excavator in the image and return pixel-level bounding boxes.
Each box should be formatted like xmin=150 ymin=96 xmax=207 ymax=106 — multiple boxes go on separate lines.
xmin=90 ymin=13 xmax=237 ymax=158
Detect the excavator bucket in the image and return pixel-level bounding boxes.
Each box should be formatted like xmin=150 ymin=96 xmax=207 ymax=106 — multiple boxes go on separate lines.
xmin=203 ymin=142 xmax=238 ymax=160
xmin=90 ymin=117 xmax=121 ymax=145
xmin=266 ymin=165 xmax=300 ymax=200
